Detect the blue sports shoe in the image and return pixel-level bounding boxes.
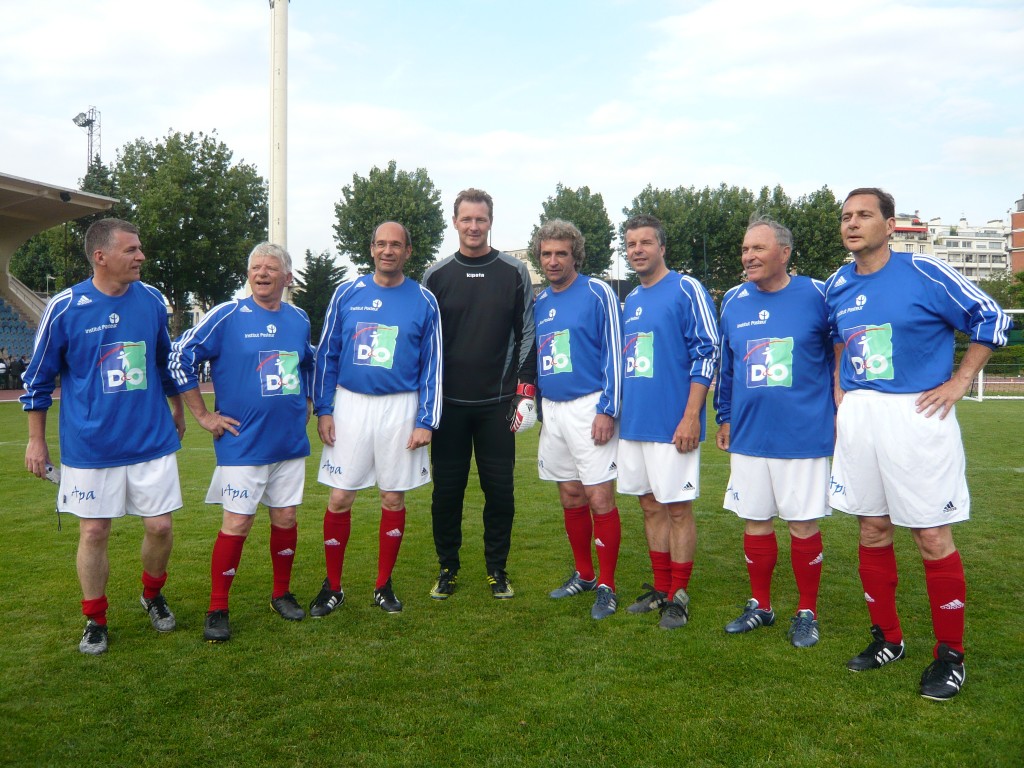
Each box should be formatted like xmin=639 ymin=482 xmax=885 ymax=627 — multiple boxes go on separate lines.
xmin=787 ymin=609 xmax=820 ymax=648
xmin=590 ymin=585 xmax=617 ymax=620
xmin=549 ymin=571 xmax=597 ymax=599
xmin=725 ymin=598 xmax=776 ymax=634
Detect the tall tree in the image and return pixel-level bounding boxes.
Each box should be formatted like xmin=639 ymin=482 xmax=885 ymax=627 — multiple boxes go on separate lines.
xmin=530 ymin=184 xmax=615 ymax=278
xmin=333 ymin=160 xmax=445 ymax=281
xmin=293 ymin=249 xmax=348 ymax=342
xmin=114 ymin=130 xmax=267 ymax=334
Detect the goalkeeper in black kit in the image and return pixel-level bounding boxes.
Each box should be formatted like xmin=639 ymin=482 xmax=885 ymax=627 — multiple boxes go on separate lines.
xmin=422 ymin=187 xmax=537 ymax=599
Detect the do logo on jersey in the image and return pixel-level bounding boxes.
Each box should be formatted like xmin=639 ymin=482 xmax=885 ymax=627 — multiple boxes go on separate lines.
xmin=258 ymin=350 xmax=302 ymax=396
xmin=843 ymin=323 xmax=894 ymax=381
xmin=624 ymin=331 xmax=654 ymax=378
xmin=353 ymin=322 xmax=398 ymax=370
xmin=99 ymin=341 xmax=148 ymax=393
xmin=745 ymin=337 xmax=793 ymax=388
xmin=540 ymin=329 xmax=572 ymax=375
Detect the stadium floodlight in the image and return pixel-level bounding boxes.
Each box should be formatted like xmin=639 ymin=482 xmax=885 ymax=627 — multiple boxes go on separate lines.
xmin=72 ymin=112 xmax=91 ymax=127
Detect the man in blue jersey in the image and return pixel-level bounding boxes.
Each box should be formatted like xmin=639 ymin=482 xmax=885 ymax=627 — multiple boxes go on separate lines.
xmin=170 ymin=243 xmax=315 ymax=642
xmin=423 ymin=188 xmax=537 ymax=600
xmin=533 ymin=220 xmax=623 ymax=620
xmin=825 ymin=188 xmax=1010 ymax=699
xmin=715 ymin=217 xmax=833 ymax=648
xmin=618 ymin=214 xmax=719 ymax=630
xmin=309 ymin=221 xmax=442 ymax=615
xmin=23 ymin=218 xmax=185 ymax=655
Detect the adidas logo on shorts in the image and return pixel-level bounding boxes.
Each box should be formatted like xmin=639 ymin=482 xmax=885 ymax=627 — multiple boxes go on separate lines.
xmin=682 ymin=481 xmax=695 ymax=491
xmin=943 ymin=501 xmax=957 ymax=513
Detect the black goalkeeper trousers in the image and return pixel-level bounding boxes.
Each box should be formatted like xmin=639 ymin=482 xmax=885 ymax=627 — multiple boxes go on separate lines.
xmin=430 ymin=401 xmax=516 ymax=574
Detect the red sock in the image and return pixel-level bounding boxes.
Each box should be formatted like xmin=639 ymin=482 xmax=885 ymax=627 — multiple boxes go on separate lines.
xmin=791 ymin=531 xmax=823 ymax=617
xmin=209 ymin=531 xmax=247 ymax=612
xmin=270 ymin=523 xmax=298 ymax=599
xmin=650 ymin=550 xmax=672 ymax=595
xmin=744 ymin=532 xmax=778 ymax=610
xmin=141 ymin=570 xmax=168 ymax=600
xmin=670 ymin=560 xmax=694 ymax=596
xmin=858 ymin=543 xmax=902 ymax=644
xmin=562 ymin=505 xmax=595 ymax=581
xmin=376 ymin=508 xmax=406 ymax=589
xmin=593 ymin=507 xmax=621 ymax=592
xmin=924 ymin=550 xmax=966 ymax=656
xmin=324 ymin=509 xmax=351 ymax=592
xmin=82 ymin=595 xmax=109 ymax=626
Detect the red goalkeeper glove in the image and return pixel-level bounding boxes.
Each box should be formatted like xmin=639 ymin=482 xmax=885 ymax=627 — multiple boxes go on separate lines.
xmin=508 ymin=383 xmax=537 ymax=433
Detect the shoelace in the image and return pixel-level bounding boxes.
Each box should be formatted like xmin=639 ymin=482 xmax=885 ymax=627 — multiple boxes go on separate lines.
xmin=148 ymin=595 xmax=172 ymax=619
xmin=633 ymin=583 xmax=662 ymax=603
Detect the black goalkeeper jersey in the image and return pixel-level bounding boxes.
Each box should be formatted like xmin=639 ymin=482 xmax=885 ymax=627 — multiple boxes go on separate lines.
xmin=423 ymin=248 xmax=536 ymax=406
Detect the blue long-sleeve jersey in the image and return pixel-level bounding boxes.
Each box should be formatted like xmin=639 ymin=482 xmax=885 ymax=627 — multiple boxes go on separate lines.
xmin=824 ymin=252 xmax=1009 ymax=393
xmin=21 ymin=279 xmax=181 ymax=468
xmin=169 ymin=296 xmax=315 ymax=466
xmin=715 ymin=276 xmax=835 ymax=458
xmin=313 ymin=276 xmax=443 ymax=430
xmin=535 ymin=275 xmax=622 ymax=416
xmin=620 ymin=271 xmax=719 ymax=443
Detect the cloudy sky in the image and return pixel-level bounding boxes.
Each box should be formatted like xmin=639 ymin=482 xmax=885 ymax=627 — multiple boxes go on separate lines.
xmin=3 ymin=0 xmax=1022 ymax=273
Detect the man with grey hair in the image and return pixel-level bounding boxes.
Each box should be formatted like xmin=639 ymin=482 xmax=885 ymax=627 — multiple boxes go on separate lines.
xmin=23 ymin=217 xmax=186 ymax=654
xmin=532 ymin=219 xmax=623 ymax=619
xmin=170 ymin=242 xmax=315 ymax=642
xmin=714 ymin=217 xmax=834 ymax=648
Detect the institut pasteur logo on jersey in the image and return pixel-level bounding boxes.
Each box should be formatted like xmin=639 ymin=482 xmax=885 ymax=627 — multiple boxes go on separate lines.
xmin=98 ymin=341 xmax=148 ymax=393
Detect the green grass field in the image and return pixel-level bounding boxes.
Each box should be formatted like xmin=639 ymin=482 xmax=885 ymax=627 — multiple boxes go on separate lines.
xmin=1 ymin=397 xmax=1022 ymax=767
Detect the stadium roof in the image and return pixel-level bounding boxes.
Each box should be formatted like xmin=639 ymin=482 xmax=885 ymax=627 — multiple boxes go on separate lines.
xmin=0 ymin=171 xmax=116 ymax=261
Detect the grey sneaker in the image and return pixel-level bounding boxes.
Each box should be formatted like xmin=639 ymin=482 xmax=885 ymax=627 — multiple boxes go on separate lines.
xmin=549 ymin=571 xmax=598 ymax=599
xmin=590 ymin=585 xmax=618 ymax=620
xmin=658 ymin=588 xmax=690 ymax=630
xmin=847 ymin=625 xmax=905 ymax=671
xmin=79 ymin=620 xmax=108 ymax=655
xmin=140 ymin=593 xmax=177 ymax=632
xmin=309 ymin=578 xmax=345 ymax=618
xmin=787 ymin=609 xmax=820 ymax=648
xmin=373 ymin=578 xmax=404 ymax=613
xmin=487 ymin=569 xmax=515 ymax=599
xmin=203 ymin=610 xmax=231 ymax=643
xmin=920 ymin=644 xmax=966 ymax=701
xmin=270 ymin=592 xmax=306 ymax=621
xmin=626 ymin=583 xmax=668 ymax=614
xmin=725 ymin=598 xmax=775 ymax=634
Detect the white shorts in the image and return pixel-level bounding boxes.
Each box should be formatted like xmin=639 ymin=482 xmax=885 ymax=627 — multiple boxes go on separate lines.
xmin=617 ymin=440 xmax=700 ymax=503
xmin=538 ymin=393 xmax=618 ymax=485
xmin=830 ymin=390 xmax=970 ymax=528
xmin=724 ymin=454 xmax=831 ymax=522
xmin=204 ymin=458 xmax=306 ymax=515
xmin=318 ymin=387 xmax=430 ymax=492
xmin=58 ymin=454 xmax=182 ymax=519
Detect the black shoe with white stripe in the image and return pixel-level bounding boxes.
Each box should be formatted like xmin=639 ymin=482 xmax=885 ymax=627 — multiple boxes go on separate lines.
xmin=920 ymin=644 xmax=966 ymax=700
xmin=846 ymin=624 xmax=905 ymax=671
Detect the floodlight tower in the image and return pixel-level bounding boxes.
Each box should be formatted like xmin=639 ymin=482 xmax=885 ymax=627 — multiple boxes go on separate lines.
xmin=72 ymin=106 xmax=101 ymax=170
xmin=269 ymin=0 xmax=288 ymax=251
